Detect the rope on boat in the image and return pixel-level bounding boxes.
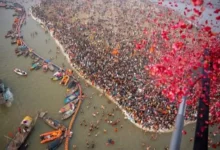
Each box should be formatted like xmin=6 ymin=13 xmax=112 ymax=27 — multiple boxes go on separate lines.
xmin=65 ymin=84 xmax=83 ymax=150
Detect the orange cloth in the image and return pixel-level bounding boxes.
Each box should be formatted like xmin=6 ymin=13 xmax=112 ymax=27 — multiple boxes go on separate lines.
xmin=17 ymin=39 xmax=22 ymax=46
xmin=14 ymin=18 xmax=19 ymax=23
xmin=149 ymin=46 xmax=154 ymax=53
xmin=111 ymin=49 xmax=119 ymax=55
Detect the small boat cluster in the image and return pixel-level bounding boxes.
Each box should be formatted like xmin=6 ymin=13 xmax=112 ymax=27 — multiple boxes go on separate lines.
xmin=38 ymin=111 xmax=67 ymax=150
xmin=2 ymin=1 xmax=83 ymax=150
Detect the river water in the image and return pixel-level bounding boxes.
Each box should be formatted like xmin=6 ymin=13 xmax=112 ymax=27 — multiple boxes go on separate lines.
xmin=0 ymin=1 xmax=212 ymax=150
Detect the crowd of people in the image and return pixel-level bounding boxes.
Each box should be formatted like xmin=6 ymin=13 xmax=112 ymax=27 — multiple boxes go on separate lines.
xmin=31 ymin=0 xmax=198 ymax=131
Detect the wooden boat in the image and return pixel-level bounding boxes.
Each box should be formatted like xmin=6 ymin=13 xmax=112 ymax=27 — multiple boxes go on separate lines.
xmin=7 ymin=30 xmax=13 ymax=35
xmin=14 ymin=68 xmax=27 ymax=76
xmin=64 ymin=91 xmax=80 ymax=104
xmin=47 ymin=136 xmax=64 ymax=150
xmin=24 ymin=50 xmax=29 ymax=57
xmin=5 ymin=34 xmax=12 ymax=38
xmin=16 ymin=51 xmax=23 ymax=56
xmin=66 ymin=85 xmax=79 ymax=97
xmin=59 ymin=102 xmax=75 ymax=114
xmin=53 ymin=71 xmax=62 ymax=77
xmin=33 ymin=57 xmax=40 ymax=64
xmin=11 ymin=40 xmax=16 ymax=44
xmin=38 ymin=111 xmax=65 ymax=130
xmin=40 ymin=129 xmax=62 ymax=144
xmin=12 ymin=13 xmax=18 ymax=17
xmin=67 ymin=80 xmax=77 ymax=91
xmin=61 ymin=107 xmax=75 ymax=120
xmin=42 ymin=63 xmax=48 ymax=72
xmin=30 ymin=62 xmax=39 ymax=70
xmin=11 ymin=35 xmax=16 ymax=40
xmin=0 ymin=3 xmax=6 ymax=7
xmin=35 ymin=64 xmax=42 ymax=70
xmin=60 ymin=75 xmax=69 ymax=86
xmin=30 ymin=53 xmax=35 ymax=59
xmin=48 ymin=63 xmax=55 ymax=72
xmin=51 ymin=76 xmax=63 ymax=81
xmin=52 ymin=71 xmax=63 ymax=79
xmin=18 ymin=45 xmax=28 ymax=51
xmin=6 ymin=114 xmax=38 ymax=150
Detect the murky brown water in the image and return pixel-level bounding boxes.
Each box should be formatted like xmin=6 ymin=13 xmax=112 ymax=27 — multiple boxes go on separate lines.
xmin=0 ymin=1 xmax=218 ymax=150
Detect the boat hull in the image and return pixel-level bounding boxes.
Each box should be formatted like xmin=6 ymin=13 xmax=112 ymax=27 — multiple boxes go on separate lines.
xmin=59 ymin=102 xmax=75 ymax=114
xmin=14 ymin=68 xmax=27 ymax=76
xmin=6 ymin=115 xmax=38 ymax=149
xmin=47 ymin=136 xmax=64 ymax=150
xmin=64 ymin=91 xmax=79 ymax=104
xmin=61 ymin=108 xmax=75 ymax=120
xmin=40 ymin=129 xmax=62 ymax=144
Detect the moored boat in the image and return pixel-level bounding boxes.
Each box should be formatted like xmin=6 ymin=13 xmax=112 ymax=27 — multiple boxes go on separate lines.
xmin=14 ymin=68 xmax=27 ymax=76
xmin=16 ymin=51 xmax=23 ymax=56
xmin=67 ymin=80 xmax=77 ymax=91
xmin=47 ymin=136 xmax=64 ymax=150
xmin=64 ymin=91 xmax=80 ymax=104
xmin=38 ymin=111 xmax=66 ymax=130
xmin=66 ymin=85 xmax=79 ymax=97
xmin=24 ymin=50 xmax=29 ymax=57
xmin=32 ymin=57 xmax=40 ymax=64
xmin=60 ymin=75 xmax=69 ymax=86
xmin=61 ymin=107 xmax=75 ymax=120
xmin=0 ymin=3 xmax=6 ymax=7
xmin=6 ymin=114 xmax=38 ymax=150
xmin=5 ymin=34 xmax=12 ymax=38
xmin=52 ymin=71 xmax=63 ymax=80
xmin=48 ymin=63 xmax=55 ymax=72
xmin=40 ymin=129 xmax=62 ymax=144
xmin=35 ymin=64 xmax=42 ymax=70
xmin=59 ymin=102 xmax=75 ymax=114
xmin=30 ymin=53 xmax=35 ymax=59
xmin=51 ymin=76 xmax=63 ymax=81
xmin=30 ymin=62 xmax=39 ymax=70
xmin=11 ymin=40 xmax=17 ymax=44
xmin=11 ymin=35 xmax=15 ymax=39
xmin=42 ymin=63 xmax=48 ymax=72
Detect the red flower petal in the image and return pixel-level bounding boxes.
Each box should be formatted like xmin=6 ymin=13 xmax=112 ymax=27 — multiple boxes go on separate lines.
xmin=181 ymin=35 xmax=186 ymax=39
xmin=203 ymin=26 xmax=211 ymax=32
xmin=214 ymin=9 xmax=220 ymax=14
xmin=216 ymin=16 xmax=220 ymax=20
xmin=212 ymin=144 xmax=217 ymax=149
xmin=191 ymin=0 xmax=204 ymax=6
xmin=182 ymin=130 xmax=187 ymax=135
xmin=188 ymin=24 xmax=193 ymax=29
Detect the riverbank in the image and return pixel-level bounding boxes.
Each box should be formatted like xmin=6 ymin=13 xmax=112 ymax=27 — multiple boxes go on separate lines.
xmin=29 ymin=8 xmax=196 ymax=133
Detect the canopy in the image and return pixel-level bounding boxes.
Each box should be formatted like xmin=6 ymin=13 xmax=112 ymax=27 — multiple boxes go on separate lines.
xmin=45 ymin=59 xmax=51 ymax=63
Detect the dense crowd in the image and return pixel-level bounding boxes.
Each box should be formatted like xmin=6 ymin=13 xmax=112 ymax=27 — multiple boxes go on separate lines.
xmin=32 ymin=0 xmax=197 ymax=131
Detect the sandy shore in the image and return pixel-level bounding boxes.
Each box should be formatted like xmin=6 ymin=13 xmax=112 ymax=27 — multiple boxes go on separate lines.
xmin=29 ymin=9 xmax=195 ymax=133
